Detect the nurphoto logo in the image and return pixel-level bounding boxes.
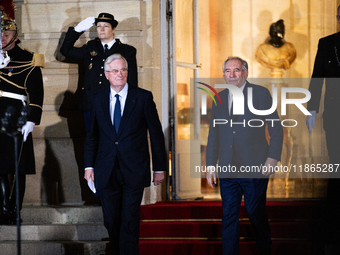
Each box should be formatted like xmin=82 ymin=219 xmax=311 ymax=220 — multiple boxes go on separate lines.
xmin=197 ymin=82 xmax=311 ymax=128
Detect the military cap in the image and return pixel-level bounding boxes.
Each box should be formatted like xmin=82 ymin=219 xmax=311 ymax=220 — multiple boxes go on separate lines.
xmin=95 ymin=13 xmax=118 ymax=28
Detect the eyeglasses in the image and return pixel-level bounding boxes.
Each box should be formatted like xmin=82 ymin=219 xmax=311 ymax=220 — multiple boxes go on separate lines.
xmin=106 ymin=68 xmax=128 ymax=74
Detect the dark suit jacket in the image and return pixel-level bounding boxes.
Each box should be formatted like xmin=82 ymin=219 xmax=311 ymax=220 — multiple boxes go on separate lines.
xmin=60 ymin=27 xmax=138 ymax=111
xmin=84 ymin=85 xmax=166 ymax=193
xmin=308 ymin=32 xmax=340 ymax=130
xmin=206 ymin=82 xmax=283 ymax=178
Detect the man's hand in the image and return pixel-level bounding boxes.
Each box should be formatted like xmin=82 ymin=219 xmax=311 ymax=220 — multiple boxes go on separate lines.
xmin=206 ymin=166 xmax=217 ymax=188
xmin=306 ymin=110 xmax=316 ymax=134
xmin=84 ymin=168 xmax=95 ymax=182
xmin=262 ymin=157 xmax=278 ymax=176
xmin=153 ymin=172 xmax=164 ymax=186
xmin=21 ymin=121 xmax=35 ymax=142
xmin=74 ymin=17 xmax=95 ymax=33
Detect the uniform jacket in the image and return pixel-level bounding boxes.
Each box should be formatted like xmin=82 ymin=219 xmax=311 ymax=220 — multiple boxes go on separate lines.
xmin=308 ymin=32 xmax=340 ymax=130
xmin=0 ymin=45 xmax=44 ymax=175
xmin=60 ymin=27 xmax=138 ymax=111
xmin=84 ymin=85 xmax=166 ymax=193
xmin=206 ymin=82 xmax=283 ymax=178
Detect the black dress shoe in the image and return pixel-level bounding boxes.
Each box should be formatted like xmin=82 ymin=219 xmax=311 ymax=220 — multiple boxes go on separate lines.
xmin=8 ymin=213 xmax=22 ymax=225
xmin=0 ymin=213 xmax=10 ymax=225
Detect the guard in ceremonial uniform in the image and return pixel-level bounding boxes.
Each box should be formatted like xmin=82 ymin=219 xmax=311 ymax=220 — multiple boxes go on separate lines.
xmin=0 ymin=3 xmax=44 ymax=224
xmin=60 ymin=13 xmax=137 ymax=130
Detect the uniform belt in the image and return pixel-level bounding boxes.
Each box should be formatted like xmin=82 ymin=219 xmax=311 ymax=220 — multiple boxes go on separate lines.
xmin=0 ymin=90 xmax=27 ymax=105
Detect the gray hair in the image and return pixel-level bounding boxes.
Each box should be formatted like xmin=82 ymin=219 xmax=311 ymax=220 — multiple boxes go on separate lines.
xmin=222 ymin=56 xmax=248 ymax=73
xmin=104 ymin=54 xmax=128 ymax=71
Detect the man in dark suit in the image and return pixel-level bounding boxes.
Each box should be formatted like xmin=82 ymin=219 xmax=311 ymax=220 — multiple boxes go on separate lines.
xmin=206 ymin=57 xmax=283 ymax=255
xmin=306 ymin=5 xmax=340 ymax=252
xmin=60 ymin=13 xmax=137 ymax=130
xmin=84 ymin=54 xmax=166 ymax=255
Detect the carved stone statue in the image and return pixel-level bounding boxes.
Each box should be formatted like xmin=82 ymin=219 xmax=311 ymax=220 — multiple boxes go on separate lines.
xmin=255 ymin=19 xmax=296 ymax=74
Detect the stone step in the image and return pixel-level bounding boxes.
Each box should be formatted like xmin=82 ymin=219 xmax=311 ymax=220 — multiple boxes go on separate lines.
xmin=20 ymin=206 xmax=103 ymax=224
xmin=0 ymin=207 xmax=108 ymax=255
xmin=0 ymin=224 xmax=107 ymax=241
xmin=0 ymin=240 xmax=107 ymax=255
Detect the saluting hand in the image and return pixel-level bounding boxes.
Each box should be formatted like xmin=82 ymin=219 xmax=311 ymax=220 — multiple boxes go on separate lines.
xmin=74 ymin=17 xmax=95 ymax=33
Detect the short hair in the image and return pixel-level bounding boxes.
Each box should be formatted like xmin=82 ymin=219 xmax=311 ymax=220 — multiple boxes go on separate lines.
xmin=222 ymin=56 xmax=248 ymax=73
xmin=104 ymin=54 xmax=128 ymax=71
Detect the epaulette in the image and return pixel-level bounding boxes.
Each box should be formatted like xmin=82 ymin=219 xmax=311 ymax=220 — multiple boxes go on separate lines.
xmin=32 ymin=53 xmax=45 ymax=68
xmin=24 ymin=48 xmax=33 ymax=54
xmin=23 ymin=48 xmax=45 ymax=68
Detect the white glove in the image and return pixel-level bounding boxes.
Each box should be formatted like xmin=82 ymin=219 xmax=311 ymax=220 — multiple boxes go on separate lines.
xmin=0 ymin=50 xmax=10 ymax=68
xmin=74 ymin=17 xmax=95 ymax=33
xmin=306 ymin=110 xmax=316 ymax=134
xmin=21 ymin=121 xmax=35 ymax=142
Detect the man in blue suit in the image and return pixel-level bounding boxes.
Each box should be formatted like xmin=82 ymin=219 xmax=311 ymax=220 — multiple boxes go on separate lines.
xmin=206 ymin=57 xmax=283 ymax=255
xmin=84 ymin=54 xmax=166 ymax=255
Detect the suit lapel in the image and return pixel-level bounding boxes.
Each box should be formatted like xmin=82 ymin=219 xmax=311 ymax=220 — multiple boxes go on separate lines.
xmin=220 ymin=90 xmax=231 ymax=119
xmin=335 ymin=33 xmax=340 ymax=62
xmin=226 ymin=90 xmax=232 ymax=120
xmin=241 ymin=82 xmax=250 ymax=120
xmin=116 ymin=86 xmax=138 ymax=137
xmin=336 ymin=32 xmax=340 ymax=48
xmin=110 ymin=39 xmax=120 ymax=51
xmin=95 ymin=39 xmax=105 ymax=54
xmin=107 ymin=39 xmax=121 ymax=55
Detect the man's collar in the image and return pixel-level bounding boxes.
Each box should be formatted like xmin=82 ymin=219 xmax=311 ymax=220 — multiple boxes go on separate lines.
xmin=110 ymin=83 xmax=128 ymax=97
xmin=229 ymin=81 xmax=247 ymax=98
xmin=239 ymin=81 xmax=247 ymax=92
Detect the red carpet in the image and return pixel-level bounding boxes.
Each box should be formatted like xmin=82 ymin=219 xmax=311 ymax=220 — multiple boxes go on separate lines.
xmin=106 ymin=200 xmax=325 ymax=255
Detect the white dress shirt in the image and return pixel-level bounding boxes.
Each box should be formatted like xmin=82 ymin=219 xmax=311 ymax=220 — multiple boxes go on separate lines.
xmin=101 ymin=39 xmax=116 ymax=51
xmin=229 ymin=82 xmax=246 ymax=115
xmin=110 ymin=83 xmax=128 ymax=123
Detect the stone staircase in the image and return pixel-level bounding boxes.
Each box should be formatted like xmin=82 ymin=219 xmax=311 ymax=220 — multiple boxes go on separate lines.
xmin=0 ymin=206 xmax=108 ymax=255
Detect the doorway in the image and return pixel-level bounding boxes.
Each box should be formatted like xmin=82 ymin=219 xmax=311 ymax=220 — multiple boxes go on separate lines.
xmin=167 ymin=0 xmax=220 ymax=200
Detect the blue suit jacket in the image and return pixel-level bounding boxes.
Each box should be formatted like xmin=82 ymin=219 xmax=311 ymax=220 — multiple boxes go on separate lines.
xmin=206 ymin=82 xmax=283 ymax=178
xmin=84 ymin=85 xmax=166 ymax=193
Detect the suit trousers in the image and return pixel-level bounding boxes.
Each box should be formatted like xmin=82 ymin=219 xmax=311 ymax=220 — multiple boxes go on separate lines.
xmin=219 ymin=178 xmax=271 ymax=255
xmin=99 ymin=160 xmax=144 ymax=255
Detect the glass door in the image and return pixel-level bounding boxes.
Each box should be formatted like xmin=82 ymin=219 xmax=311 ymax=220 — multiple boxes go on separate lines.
xmin=170 ymin=0 xmax=202 ymax=199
